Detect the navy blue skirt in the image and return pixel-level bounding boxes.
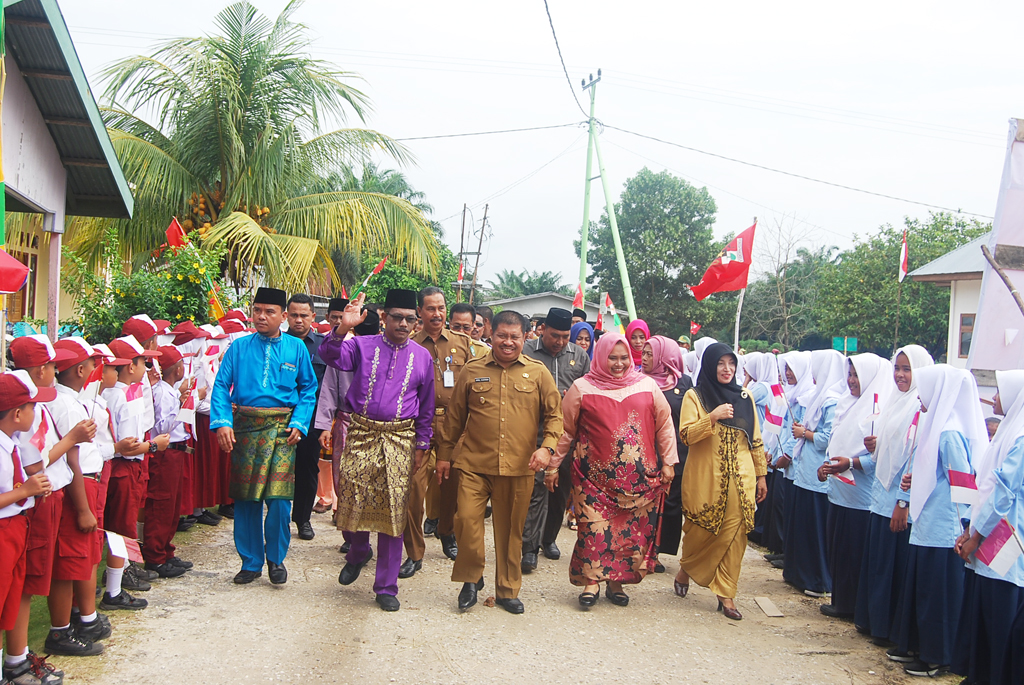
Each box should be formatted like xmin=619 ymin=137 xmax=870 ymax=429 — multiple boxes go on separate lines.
xmin=952 ymin=569 xmax=1024 ymax=685
xmin=825 ymin=503 xmax=869 ymax=615
xmin=892 ymin=545 xmax=964 ymax=665
xmin=854 ymin=513 xmax=912 ymax=640
xmin=783 ymin=485 xmax=832 ymax=594
xmin=762 ymin=470 xmax=788 ymax=555
xmin=749 ymin=470 xmax=775 ymax=545
xmin=1001 ymin=599 xmax=1024 ymax=685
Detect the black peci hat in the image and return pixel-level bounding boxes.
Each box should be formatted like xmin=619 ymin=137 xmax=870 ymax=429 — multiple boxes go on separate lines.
xmin=354 ymin=308 xmax=380 ymax=336
xmin=384 ymin=289 xmax=417 ymax=311
xmin=545 ymin=307 xmax=573 ymax=332
xmin=328 ymin=298 xmax=349 ymax=313
xmin=254 ymin=287 xmax=287 ymax=309
xmin=572 ymin=308 xmax=587 ymax=322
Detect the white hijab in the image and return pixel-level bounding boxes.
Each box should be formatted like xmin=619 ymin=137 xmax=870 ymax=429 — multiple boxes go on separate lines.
xmin=875 ymin=345 xmax=933 ymax=490
xmin=692 ymin=337 xmax=718 ymax=382
xmin=743 ymin=351 xmax=763 ymax=383
xmin=909 ymin=365 xmax=989 ymax=521
xmin=804 ymin=349 xmax=848 ymax=431
xmin=972 ymin=370 xmax=1024 ymax=525
xmin=827 ymin=354 xmax=894 ymax=462
xmin=748 ymin=352 xmax=780 ymax=386
xmin=780 ymin=351 xmax=814 ymax=409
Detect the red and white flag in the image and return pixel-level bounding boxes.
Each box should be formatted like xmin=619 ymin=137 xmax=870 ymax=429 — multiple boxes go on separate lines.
xmin=572 ymin=284 xmax=584 ymax=309
xmin=898 ymin=229 xmax=909 ymax=283
xmin=105 ymin=530 xmax=144 ymax=563
xmin=762 ymin=407 xmax=784 ymax=435
xmin=834 ymin=464 xmax=857 ymax=486
xmin=872 ymin=393 xmax=880 ymax=416
xmin=770 ymin=383 xmax=788 ymax=414
xmin=690 ymin=222 xmax=757 ymax=301
xmin=690 ymin=321 xmax=702 ymax=336
xmin=457 ymin=262 xmax=464 ymax=284
xmin=29 ymin=412 xmax=48 ymax=452
xmin=906 ymin=410 xmax=921 ymax=445
xmin=949 ymin=470 xmax=979 ymax=506
xmin=165 ymin=217 xmax=189 ymax=248
xmin=976 ymin=518 xmax=1024 ymax=577
xmin=177 ymin=391 xmax=197 ymax=426
xmin=79 ymin=360 xmax=105 ymax=404
xmin=125 ymin=382 xmax=146 ymax=418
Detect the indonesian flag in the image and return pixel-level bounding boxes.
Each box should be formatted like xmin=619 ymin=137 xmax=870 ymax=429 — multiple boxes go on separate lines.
xmin=341 ymin=285 xmax=348 ymax=299
xmin=691 ymin=222 xmax=757 ymax=301
xmin=605 ymin=293 xmax=625 ymax=334
xmin=572 ymin=284 xmax=584 ymax=309
xmin=762 ymin=407 xmax=784 ymax=435
xmin=166 ymin=217 xmax=189 ymax=248
xmin=177 ymin=390 xmax=197 ymax=426
xmin=690 ymin=321 xmax=702 ymax=336
xmin=770 ymin=383 xmax=788 ymax=414
xmin=596 ymin=311 xmax=604 ymax=331
xmin=125 ymin=382 xmax=147 ymax=417
xmin=29 ymin=412 xmax=48 ymax=452
xmin=457 ymin=262 xmax=464 ymax=284
xmin=353 ymin=257 xmax=388 ymax=296
xmin=898 ymin=229 xmax=909 ymax=283
xmin=949 ymin=470 xmax=979 ymax=506
xmin=80 ymin=360 xmax=105 ymax=404
xmin=976 ymin=518 xmax=1024 ymax=577
xmin=105 ymin=530 xmax=145 ymax=563
xmin=205 ymin=345 xmax=221 ymax=358
xmin=834 ymin=464 xmax=857 ymax=486
xmin=906 ymin=410 xmax=921 ymax=446
xmin=872 ymin=393 xmax=880 ymax=417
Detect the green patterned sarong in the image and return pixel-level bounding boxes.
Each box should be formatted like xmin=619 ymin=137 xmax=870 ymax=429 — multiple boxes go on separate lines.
xmin=229 ymin=407 xmax=296 ymax=501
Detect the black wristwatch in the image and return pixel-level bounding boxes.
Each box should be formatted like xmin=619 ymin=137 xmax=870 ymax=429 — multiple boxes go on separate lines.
xmin=149 ymin=441 xmax=159 ymax=454
xmin=546 ymin=447 xmax=555 ymax=456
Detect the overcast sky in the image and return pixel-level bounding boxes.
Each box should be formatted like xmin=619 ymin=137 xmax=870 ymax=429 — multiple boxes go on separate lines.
xmin=57 ymin=0 xmax=1022 ymax=287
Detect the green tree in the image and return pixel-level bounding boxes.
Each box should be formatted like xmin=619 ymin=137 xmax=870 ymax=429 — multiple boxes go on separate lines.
xmin=485 ymin=269 xmax=573 ymax=299
xmin=814 ymin=212 xmax=990 ymax=356
xmin=68 ymin=1 xmax=438 ymax=292
xmin=577 ymin=167 xmax=732 ymax=339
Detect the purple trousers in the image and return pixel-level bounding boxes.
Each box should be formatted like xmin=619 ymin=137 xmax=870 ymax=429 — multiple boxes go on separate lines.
xmin=344 ymin=530 xmax=403 ymax=596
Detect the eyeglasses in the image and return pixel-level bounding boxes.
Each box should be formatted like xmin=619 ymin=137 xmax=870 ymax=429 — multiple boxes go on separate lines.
xmin=449 ymin=323 xmax=473 ymax=333
xmin=387 ymin=314 xmax=419 ymax=325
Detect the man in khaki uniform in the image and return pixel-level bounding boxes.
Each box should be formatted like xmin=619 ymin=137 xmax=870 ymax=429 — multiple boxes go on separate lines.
xmin=437 ymin=310 xmax=562 ymax=615
xmin=401 ymin=287 xmax=478 ymax=578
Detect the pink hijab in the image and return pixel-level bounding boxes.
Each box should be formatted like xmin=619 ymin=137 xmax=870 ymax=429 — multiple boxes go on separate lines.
xmin=583 ymin=333 xmax=647 ymax=391
xmin=624 ymin=319 xmax=650 ymax=367
xmin=645 ymin=335 xmax=684 ymax=391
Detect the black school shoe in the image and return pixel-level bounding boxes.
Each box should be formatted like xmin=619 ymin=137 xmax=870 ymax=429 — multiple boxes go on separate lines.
xmin=77 ymin=613 xmax=113 ymax=642
xmin=145 ymin=562 xmax=188 ymax=578
xmin=398 ymin=558 xmax=422 ymax=579
xmin=177 ymin=516 xmax=196 ymax=532
xmin=121 ymin=565 xmax=152 ymax=592
xmin=903 ymin=660 xmax=948 ymax=678
xmin=4 ymin=656 xmax=63 ymax=684
xmin=167 ymin=557 xmax=193 ymax=569
xmin=234 ymin=570 xmax=262 ymax=584
xmin=423 ymin=518 xmax=438 ymax=536
xmin=27 ymin=652 xmax=65 ymax=682
xmin=217 ymin=504 xmax=235 ymax=519
xmin=268 ymin=562 xmax=287 ymax=584
xmin=375 ymin=594 xmax=400 ymax=611
xmin=494 ymin=597 xmax=525 ymax=614
xmin=100 ymin=590 xmax=148 ymax=611
xmin=131 ymin=563 xmax=159 ymax=581
xmin=43 ymin=626 xmax=104 ymax=657
xmin=196 ymin=510 xmax=222 ymax=526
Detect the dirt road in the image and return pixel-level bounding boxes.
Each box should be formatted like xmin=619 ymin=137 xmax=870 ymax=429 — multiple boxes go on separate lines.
xmin=53 ymin=513 xmax=957 ymax=685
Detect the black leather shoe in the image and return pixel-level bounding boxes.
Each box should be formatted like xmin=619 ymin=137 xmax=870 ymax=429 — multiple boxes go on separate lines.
xmin=423 ymin=518 xmax=438 ymax=536
xmin=770 ymin=559 xmax=785 ymax=569
xmin=764 ymin=553 xmax=785 ymax=562
xmin=144 ymin=562 xmax=187 ymax=578
xmin=268 ymin=562 xmax=287 ymax=584
xmin=375 ymin=594 xmax=401 ymax=611
xmin=340 ymin=541 xmax=351 ymax=554
xmin=440 ymin=533 xmax=458 ymax=560
xmin=542 ymin=542 xmax=560 ymax=560
xmin=521 ymin=552 xmax=538 ymax=573
xmin=820 ymin=603 xmax=852 ymax=619
xmin=196 ymin=510 xmax=222 ymax=526
xmin=297 ymin=521 xmax=315 ymax=540
xmin=458 ymin=578 xmax=484 ymax=611
xmin=339 ymin=551 xmax=373 ymax=585
xmin=495 ymin=597 xmax=524 ymax=614
xmin=167 ymin=557 xmax=193 ymax=569
xmin=177 ymin=516 xmax=195 ymax=532
xmin=398 ymin=558 xmax=422 ymax=579
xmin=234 ymin=569 xmax=262 ymax=584
xmin=217 ymin=504 xmax=235 ymax=519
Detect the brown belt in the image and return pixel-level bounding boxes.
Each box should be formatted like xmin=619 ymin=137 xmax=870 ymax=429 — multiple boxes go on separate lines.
xmin=434 ymin=407 xmax=446 ymax=416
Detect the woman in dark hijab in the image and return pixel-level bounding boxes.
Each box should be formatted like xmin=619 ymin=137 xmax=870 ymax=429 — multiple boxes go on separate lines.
xmin=674 ymin=343 xmax=768 ymax=620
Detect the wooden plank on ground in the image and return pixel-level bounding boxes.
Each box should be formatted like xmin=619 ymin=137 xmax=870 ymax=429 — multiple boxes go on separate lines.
xmin=755 ymin=596 xmax=784 ymax=617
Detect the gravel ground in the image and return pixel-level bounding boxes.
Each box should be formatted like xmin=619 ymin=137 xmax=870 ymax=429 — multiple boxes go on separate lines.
xmin=51 ymin=512 xmax=959 ymax=685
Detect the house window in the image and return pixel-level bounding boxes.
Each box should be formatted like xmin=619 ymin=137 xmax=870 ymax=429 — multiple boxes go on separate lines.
xmin=8 ymin=230 xmax=39 ymax=324
xmin=959 ymin=313 xmax=975 ymax=359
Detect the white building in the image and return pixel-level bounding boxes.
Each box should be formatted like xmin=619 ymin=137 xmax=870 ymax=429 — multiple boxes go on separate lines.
xmin=482 ymin=291 xmax=624 ymax=326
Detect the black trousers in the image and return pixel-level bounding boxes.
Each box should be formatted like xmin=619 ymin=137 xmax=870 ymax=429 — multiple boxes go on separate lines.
xmin=660 ymin=463 xmax=684 ymax=556
xmin=291 ymin=428 xmax=323 ymax=526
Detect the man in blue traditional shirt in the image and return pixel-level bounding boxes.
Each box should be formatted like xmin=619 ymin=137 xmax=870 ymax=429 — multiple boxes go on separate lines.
xmin=212 ymin=287 xmax=318 ymax=586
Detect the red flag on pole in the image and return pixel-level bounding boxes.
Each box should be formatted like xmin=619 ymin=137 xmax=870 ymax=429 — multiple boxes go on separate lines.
xmin=690 ymin=223 xmax=757 ymax=301
xmin=165 ymin=217 xmax=189 ymax=248
xmin=341 ymin=285 xmax=348 ymax=299
xmin=572 ymin=284 xmax=584 ymax=309
xmin=898 ymin=229 xmax=909 ymax=283
xmin=458 ymin=262 xmax=465 ymax=284
xmin=690 ymin=321 xmax=702 ymax=336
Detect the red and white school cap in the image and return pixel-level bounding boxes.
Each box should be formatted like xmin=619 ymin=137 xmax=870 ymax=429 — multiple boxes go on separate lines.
xmin=109 ymin=335 xmax=162 ymax=361
xmin=121 ymin=314 xmax=160 ymax=342
xmin=52 ymin=337 xmax=104 ymax=372
xmin=0 ymin=370 xmax=57 ymax=410
xmin=9 ymin=334 xmax=77 ymax=369
xmin=223 ymin=308 xmax=250 ymax=322
xmin=90 ymin=343 xmax=131 ymax=366
xmin=199 ymin=324 xmax=228 ymax=340
xmin=157 ymin=345 xmax=184 ymax=368
xmin=218 ymin=319 xmax=247 ymax=335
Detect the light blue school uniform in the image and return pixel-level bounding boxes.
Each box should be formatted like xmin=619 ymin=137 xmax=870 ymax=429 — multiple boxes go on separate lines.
xmin=907 ymin=430 xmax=973 ymax=549
xmin=972 ymin=435 xmax=1024 ymax=587
xmin=828 ymin=450 xmax=876 ymax=511
xmin=793 ymin=402 xmax=836 ymax=494
xmin=869 ymin=457 xmax=911 ymax=518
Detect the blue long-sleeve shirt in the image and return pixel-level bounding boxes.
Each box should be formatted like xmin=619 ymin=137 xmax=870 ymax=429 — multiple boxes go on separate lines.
xmin=751 ymin=383 xmax=781 ymax=465
xmin=778 ymin=404 xmax=802 ymax=481
xmin=972 ymin=435 xmax=1024 ymax=587
xmin=869 ymin=457 xmax=911 ymax=518
xmin=210 ymin=332 xmax=318 ymax=435
xmin=793 ymin=402 xmax=836 ymax=494
xmin=907 ymin=430 xmax=973 ymax=549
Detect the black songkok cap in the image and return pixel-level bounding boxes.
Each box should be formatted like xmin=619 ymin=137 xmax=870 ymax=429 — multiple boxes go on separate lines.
xmin=384 ymin=289 xmax=417 ymax=311
xmin=254 ymin=287 xmax=287 ymax=309
xmin=545 ymin=307 xmax=572 ymax=332
xmin=572 ymin=308 xmax=587 ymax=321
xmin=354 ymin=308 xmax=380 ymax=336
xmin=328 ymin=298 xmax=349 ymax=313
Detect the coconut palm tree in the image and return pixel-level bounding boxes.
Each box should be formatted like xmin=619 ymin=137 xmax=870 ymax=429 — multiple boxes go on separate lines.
xmin=67 ymin=0 xmax=438 ymax=292
xmin=486 ymin=269 xmax=572 ymax=299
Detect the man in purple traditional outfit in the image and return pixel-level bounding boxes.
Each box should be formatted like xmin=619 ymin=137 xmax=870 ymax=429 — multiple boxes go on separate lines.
xmin=319 ymin=289 xmax=435 ymax=612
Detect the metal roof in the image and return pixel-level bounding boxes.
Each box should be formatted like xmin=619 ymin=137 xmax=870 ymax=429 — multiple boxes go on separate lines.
xmin=3 ymin=0 xmax=133 ymax=218
xmin=909 ymin=232 xmax=990 ymax=283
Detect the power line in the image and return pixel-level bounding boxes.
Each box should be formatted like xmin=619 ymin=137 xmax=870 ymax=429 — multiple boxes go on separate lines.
xmin=542 ymin=0 xmax=588 ymax=118
xmin=604 ymin=125 xmax=994 ymax=219
xmin=395 ymin=122 xmax=582 ymax=141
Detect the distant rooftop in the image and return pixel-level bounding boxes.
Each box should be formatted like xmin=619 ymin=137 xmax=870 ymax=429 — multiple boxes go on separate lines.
xmin=909 ymin=232 xmax=990 ymax=284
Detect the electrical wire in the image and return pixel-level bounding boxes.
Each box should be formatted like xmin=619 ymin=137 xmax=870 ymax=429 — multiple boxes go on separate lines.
xmin=395 ymin=122 xmax=583 ymax=141
xmin=542 ymin=0 xmax=588 ymax=118
xmin=604 ymin=125 xmax=994 ymax=219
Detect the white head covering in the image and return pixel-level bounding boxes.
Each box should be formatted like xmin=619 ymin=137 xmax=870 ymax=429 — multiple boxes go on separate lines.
xmin=742 ymin=351 xmax=763 ymax=383
xmin=827 ymin=354 xmax=894 ymax=462
xmin=909 ymin=365 xmax=989 ymax=521
xmin=692 ymin=337 xmax=718 ymax=382
xmin=804 ymin=349 xmax=847 ymax=431
xmin=972 ymin=370 xmax=1024 ymax=526
xmin=780 ymin=351 xmax=814 ymax=409
xmin=748 ymin=352 xmax=780 ymax=386
xmin=683 ymin=351 xmax=698 ymax=375
xmin=875 ymin=344 xmax=934 ymax=490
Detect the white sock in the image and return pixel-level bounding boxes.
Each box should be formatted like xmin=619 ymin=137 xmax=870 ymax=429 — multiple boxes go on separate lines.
xmin=49 ymin=624 xmax=71 ymax=632
xmin=106 ymin=565 xmax=124 ymax=597
xmin=80 ymin=611 xmax=98 ymax=623
xmin=4 ymin=646 xmax=29 ymax=665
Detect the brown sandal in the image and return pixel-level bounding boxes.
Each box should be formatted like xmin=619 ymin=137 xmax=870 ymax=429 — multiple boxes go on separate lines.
xmin=673 ymin=580 xmax=689 ymax=598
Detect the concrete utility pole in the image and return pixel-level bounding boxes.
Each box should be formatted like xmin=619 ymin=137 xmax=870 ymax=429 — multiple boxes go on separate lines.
xmin=468 ymin=204 xmax=488 ymax=306
xmin=576 ymin=70 xmax=637 ymax=320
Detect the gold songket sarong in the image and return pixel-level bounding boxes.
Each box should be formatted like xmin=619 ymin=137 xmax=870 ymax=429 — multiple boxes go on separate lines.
xmin=335 ymin=414 xmax=416 ymax=536
xmin=229 ymin=407 xmax=296 ymax=501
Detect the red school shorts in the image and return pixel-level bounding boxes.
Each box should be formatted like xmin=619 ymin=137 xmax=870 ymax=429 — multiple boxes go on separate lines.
xmin=52 ymin=475 xmax=102 ymax=581
xmin=104 ymin=458 xmax=145 ymax=540
xmin=95 ymin=461 xmax=112 ymax=560
xmin=0 ymin=513 xmax=29 ymax=631
xmin=23 ymin=488 xmax=64 ymax=596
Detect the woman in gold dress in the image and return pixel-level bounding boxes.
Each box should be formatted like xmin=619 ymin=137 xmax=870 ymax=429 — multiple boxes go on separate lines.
xmin=674 ymin=342 xmax=767 ymax=620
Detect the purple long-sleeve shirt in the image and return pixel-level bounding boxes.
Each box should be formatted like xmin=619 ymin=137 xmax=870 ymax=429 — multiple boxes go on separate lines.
xmin=319 ymin=333 xmax=435 ymax=450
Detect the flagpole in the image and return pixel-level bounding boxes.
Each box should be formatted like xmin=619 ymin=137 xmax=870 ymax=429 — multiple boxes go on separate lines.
xmin=733 ymin=287 xmax=746 ymax=351
xmin=892 ymin=278 xmax=903 ymax=355
xmin=578 ymin=75 xmax=598 ymax=289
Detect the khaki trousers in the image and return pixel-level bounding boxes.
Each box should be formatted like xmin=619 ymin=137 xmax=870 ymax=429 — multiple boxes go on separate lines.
xmin=403 ymin=448 xmax=459 ymax=560
xmin=452 ymin=469 xmax=533 ymax=599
